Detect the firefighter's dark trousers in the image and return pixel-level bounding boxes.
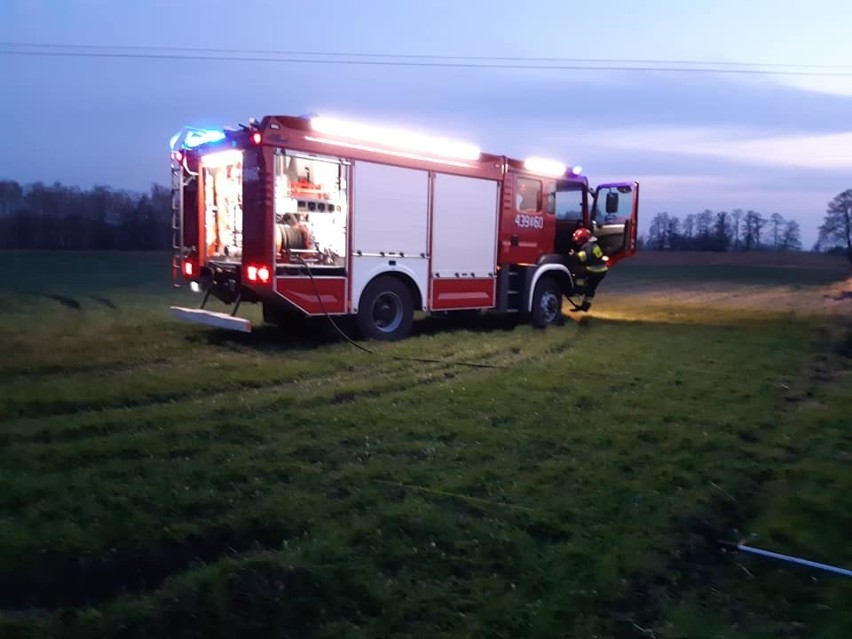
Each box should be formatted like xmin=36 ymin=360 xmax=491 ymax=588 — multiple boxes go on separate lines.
xmin=582 ymin=271 xmax=606 ymax=302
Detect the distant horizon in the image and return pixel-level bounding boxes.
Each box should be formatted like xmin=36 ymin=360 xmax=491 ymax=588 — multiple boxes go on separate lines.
xmin=2 ymin=174 xmax=842 ymax=252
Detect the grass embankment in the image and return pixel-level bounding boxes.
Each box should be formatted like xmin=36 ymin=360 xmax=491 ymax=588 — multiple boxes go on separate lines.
xmin=0 ymin=251 xmax=850 ymax=638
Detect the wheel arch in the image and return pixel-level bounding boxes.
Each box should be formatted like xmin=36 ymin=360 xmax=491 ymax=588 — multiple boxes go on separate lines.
xmin=352 ymin=263 xmax=426 ymax=314
xmin=527 ymin=264 xmax=573 ymax=312
xmin=356 ymin=270 xmax=423 ymax=313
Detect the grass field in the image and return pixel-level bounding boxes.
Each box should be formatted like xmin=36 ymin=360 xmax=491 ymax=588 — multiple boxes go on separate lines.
xmin=1 ymin=251 xmax=850 ymax=638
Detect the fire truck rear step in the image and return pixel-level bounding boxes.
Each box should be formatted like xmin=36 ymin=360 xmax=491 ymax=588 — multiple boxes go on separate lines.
xmin=170 ymin=306 xmax=252 ymax=333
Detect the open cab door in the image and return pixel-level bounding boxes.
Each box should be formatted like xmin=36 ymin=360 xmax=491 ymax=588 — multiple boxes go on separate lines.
xmin=590 ymin=181 xmax=639 ymax=266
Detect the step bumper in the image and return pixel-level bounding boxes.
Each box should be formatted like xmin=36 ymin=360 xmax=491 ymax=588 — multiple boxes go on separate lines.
xmin=169 ymin=306 xmax=252 ymax=333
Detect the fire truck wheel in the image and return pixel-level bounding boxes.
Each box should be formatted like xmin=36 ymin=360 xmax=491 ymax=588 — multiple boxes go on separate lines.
xmin=357 ymin=276 xmax=414 ymax=341
xmin=531 ymin=277 xmax=563 ymax=328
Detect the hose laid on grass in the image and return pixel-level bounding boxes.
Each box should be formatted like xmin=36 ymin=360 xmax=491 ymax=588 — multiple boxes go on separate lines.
xmin=295 ymin=258 xmax=507 ymax=369
xmin=719 ymin=540 xmax=852 ymax=578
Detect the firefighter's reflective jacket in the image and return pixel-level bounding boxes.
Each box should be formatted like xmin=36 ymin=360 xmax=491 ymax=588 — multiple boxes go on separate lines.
xmin=577 ymin=239 xmax=608 ymax=273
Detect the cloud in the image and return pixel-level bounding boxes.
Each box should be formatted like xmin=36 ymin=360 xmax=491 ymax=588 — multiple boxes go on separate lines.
xmin=774 ymin=75 xmax=852 ymax=98
xmin=583 ymin=126 xmax=852 ymax=171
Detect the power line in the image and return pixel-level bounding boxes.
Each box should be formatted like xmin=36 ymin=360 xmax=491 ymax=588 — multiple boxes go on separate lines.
xmin=3 ymin=41 xmax=851 ymax=70
xmin=1 ymin=43 xmax=852 ymax=77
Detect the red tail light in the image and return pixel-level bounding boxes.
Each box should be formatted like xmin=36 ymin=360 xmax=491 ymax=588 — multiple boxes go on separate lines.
xmin=183 ymin=260 xmax=194 ymax=277
xmin=246 ymin=264 xmax=271 ymax=284
xmin=251 ymin=132 xmax=262 ymax=145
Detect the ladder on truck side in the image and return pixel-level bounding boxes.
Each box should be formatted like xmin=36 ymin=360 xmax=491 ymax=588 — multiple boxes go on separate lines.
xmin=170 ymin=160 xmax=183 ymax=287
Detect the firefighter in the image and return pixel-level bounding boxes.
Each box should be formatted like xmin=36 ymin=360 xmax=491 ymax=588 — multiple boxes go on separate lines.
xmin=570 ymin=227 xmax=608 ymax=312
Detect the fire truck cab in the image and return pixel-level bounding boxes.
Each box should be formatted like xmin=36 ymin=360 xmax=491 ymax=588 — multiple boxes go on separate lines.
xmin=169 ymin=114 xmax=638 ymax=339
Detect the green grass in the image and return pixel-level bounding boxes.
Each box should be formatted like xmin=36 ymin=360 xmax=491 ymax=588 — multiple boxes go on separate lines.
xmin=0 ymin=252 xmax=850 ymax=638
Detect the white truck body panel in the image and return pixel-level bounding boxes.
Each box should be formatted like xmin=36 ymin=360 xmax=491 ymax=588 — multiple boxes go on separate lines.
xmin=431 ymin=174 xmax=499 ymax=278
xmin=351 ymin=161 xmax=429 ymax=257
xmin=350 ymin=161 xmax=431 ymax=311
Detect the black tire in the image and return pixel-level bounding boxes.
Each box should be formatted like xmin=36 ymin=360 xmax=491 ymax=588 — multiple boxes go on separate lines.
xmin=531 ymin=277 xmax=563 ymax=328
xmin=357 ymin=276 xmax=414 ymax=341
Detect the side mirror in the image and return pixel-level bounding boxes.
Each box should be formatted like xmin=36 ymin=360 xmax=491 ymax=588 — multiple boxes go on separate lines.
xmin=605 ymin=192 xmax=619 ymax=214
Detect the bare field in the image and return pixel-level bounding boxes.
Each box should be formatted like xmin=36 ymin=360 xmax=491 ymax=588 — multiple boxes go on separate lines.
xmin=626 ymin=250 xmax=850 ymax=270
xmin=596 ymin=251 xmax=852 ymax=319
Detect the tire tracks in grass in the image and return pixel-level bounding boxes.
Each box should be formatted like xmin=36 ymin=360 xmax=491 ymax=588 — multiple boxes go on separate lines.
xmin=2 ymin=335 xmax=563 ymax=450
xmin=0 ymin=345 xmax=556 ymax=610
xmin=0 ymin=352 xmax=362 ymax=422
xmin=0 ymin=517 xmax=308 ymax=610
xmin=1 ymin=332 xmax=580 ymax=609
xmin=0 ymin=356 xmax=173 ymax=383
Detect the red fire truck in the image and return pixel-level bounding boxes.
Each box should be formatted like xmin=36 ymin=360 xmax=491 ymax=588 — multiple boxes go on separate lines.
xmin=168 ymin=114 xmax=638 ymax=339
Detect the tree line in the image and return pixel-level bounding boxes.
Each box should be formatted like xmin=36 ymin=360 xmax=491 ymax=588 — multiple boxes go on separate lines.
xmin=640 ymin=189 xmax=852 ymax=264
xmin=0 ymin=180 xmax=171 ymax=250
xmin=1 ymin=179 xmax=850 ymax=263
xmin=642 ymin=209 xmax=802 ymax=252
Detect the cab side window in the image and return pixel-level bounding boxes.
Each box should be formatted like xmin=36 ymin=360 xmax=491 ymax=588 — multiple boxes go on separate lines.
xmin=593 ymin=185 xmax=632 ymax=225
xmin=516 ymin=178 xmax=542 ymax=212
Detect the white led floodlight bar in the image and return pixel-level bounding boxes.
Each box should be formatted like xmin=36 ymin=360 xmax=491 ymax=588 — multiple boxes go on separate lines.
xmin=311 ymin=116 xmax=481 ymax=161
xmin=523 ymin=157 xmax=568 ymax=177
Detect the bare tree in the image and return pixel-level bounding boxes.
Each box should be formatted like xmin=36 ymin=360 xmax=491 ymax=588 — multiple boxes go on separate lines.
xmin=0 ymin=180 xmax=23 ymax=217
xmin=683 ymin=213 xmax=695 ymax=242
xmin=648 ymin=212 xmax=670 ymax=250
xmin=818 ymin=189 xmax=852 ymax=264
xmin=695 ymin=209 xmax=713 ymax=237
xmin=780 ymin=220 xmax=802 ymax=251
xmin=714 ymin=211 xmax=732 ymax=251
xmin=731 ymin=209 xmax=743 ymax=250
xmin=743 ymin=210 xmax=765 ymax=251
xmin=769 ymin=212 xmax=784 ymax=249
xmin=666 ymin=215 xmax=682 ymax=249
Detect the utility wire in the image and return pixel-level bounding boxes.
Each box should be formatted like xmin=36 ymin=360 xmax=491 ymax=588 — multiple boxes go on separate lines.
xmin=3 ymin=41 xmax=851 ymax=71
xmin=1 ymin=43 xmax=851 ymax=76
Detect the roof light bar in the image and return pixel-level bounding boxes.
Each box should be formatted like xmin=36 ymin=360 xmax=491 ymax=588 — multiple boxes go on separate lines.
xmin=311 ymin=116 xmax=481 ymax=161
xmin=170 ymin=127 xmax=227 ymax=151
xmin=524 ymin=157 xmax=568 ymax=177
